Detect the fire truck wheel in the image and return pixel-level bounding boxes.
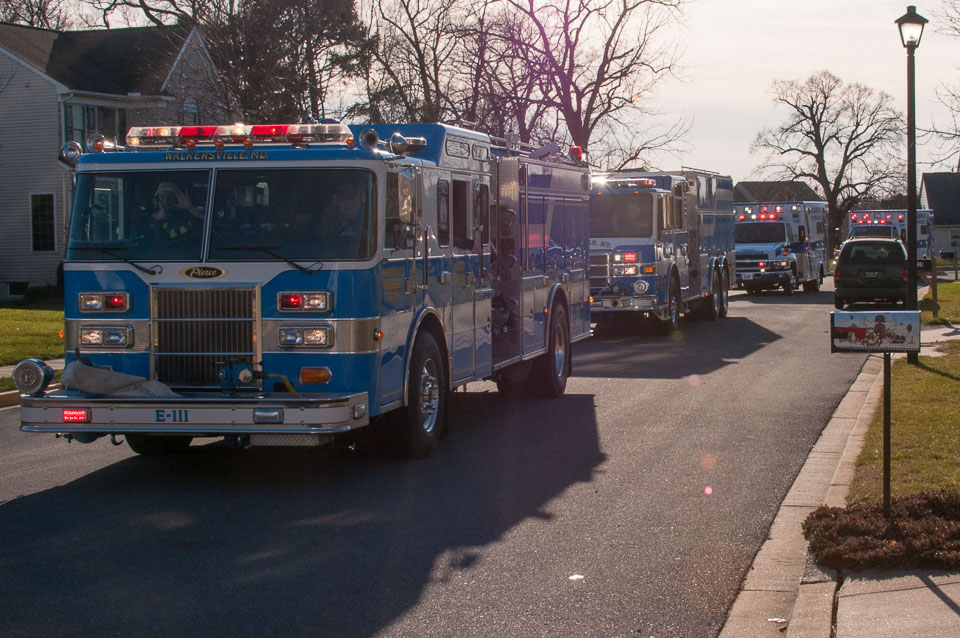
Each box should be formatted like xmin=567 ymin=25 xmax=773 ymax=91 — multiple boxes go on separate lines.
xmin=530 ymin=303 xmax=570 ymax=398
xmin=125 ymin=433 xmax=193 ymax=455
xmin=659 ymin=277 xmax=681 ymax=334
xmin=701 ymin=271 xmax=721 ymax=321
xmin=718 ymin=269 xmax=730 ymax=318
xmin=396 ymin=332 xmax=446 ymax=458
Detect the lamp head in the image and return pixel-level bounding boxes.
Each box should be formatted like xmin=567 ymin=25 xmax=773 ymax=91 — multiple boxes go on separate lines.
xmin=896 ymin=5 xmax=928 ymax=48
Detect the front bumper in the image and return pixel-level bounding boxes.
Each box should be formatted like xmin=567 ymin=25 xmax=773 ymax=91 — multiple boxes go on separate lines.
xmin=736 ymin=270 xmax=791 ymax=288
xmin=19 ymin=390 xmax=370 ymax=436
xmin=590 ymin=295 xmax=659 ymax=313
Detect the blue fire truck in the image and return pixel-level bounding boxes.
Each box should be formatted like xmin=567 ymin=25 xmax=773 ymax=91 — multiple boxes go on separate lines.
xmin=14 ymin=122 xmax=591 ymax=458
xmin=588 ymin=169 xmax=735 ymax=332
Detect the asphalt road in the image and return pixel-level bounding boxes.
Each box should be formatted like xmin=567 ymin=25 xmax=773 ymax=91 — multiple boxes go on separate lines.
xmin=0 ymin=283 xmax=868 ymax=638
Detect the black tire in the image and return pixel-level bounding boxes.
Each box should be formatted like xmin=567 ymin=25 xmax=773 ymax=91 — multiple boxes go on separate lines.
xmin=702 ymin=270 xmax=721 ymax=321
xmin=125 ymin=433 xmax=193 ymax=455
xmin=528 ymin=303 xmax=570 ymax=398
xmin=834 ymin=296 xmax=844 ymax=310
xmin=659 ymin=276 xmax=681 ymax=334
xmin=718 ymin=268 xmax=730 ymax=318
xmin=395 ymin=332 xmax=446 ymax=458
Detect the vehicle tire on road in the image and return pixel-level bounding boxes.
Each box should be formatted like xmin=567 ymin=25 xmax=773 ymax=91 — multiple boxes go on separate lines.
xmin=659 ymin=276 xmax=681 ymax=334
xmin=704 ymin=270 xmax=721 ymax=321
xmin=393 ymin=332 xmax=446 ymax=458
xmin=834 ymin=296 xmax=844 ymax=309
xmin=718 ymin=268 xmax=730 ymax=318
xmin=528 ymin=303 xmax=570 ymax=398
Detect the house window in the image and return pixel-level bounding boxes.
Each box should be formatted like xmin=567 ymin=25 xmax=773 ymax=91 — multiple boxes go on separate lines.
xmin=183 ymin=101 xmax=199 ymax=125
xmin=31 ymin=194 xmax=56 ymax=252
xmin=64 ymin=104 xmax=124 ymax=144
xmin=7 ymin=282 xmax=29 ymax=297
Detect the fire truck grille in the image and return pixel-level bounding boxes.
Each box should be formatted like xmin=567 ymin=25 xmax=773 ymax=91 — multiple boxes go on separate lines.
xmin=589 ymin=253 xmax=612 ymax=290
xmin=153 ymin=287 xmax=258 ymax=388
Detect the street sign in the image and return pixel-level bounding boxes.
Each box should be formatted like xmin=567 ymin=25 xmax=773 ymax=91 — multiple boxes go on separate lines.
xmin=830 ymin=311 xmax=921 ymax=353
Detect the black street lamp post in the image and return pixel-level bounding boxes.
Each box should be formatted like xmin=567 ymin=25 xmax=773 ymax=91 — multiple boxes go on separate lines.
xmin=896 ymin=5 xmax=927 ymax=364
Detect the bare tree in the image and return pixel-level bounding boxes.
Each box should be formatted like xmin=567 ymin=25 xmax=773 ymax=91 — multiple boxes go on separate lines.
xmin=84 ymin=0 xmax=371 ymax=122
xmin=926 ymin=0 xmax=960 ymax=166
xmin=454 ymin=1 xmax=554 ymax=143
xmin=1 ymin=0 xmax=75 ymax=29
xmin=752 ymin=71 xmax=905 ymax=250
xmin=354 ymin=0 xmax=464 ymax=123
xmin=499 ymin=0 xmax=686 ymax=164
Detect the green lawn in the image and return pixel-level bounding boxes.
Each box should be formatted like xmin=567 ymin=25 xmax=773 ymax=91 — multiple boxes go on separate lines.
xmin=0 ymin=301 xmax=65 ymax=366
xmin=847 ymin=341 xmax=960 ymax=504
xmin=921 ymin=280 xmax=960 ymax=325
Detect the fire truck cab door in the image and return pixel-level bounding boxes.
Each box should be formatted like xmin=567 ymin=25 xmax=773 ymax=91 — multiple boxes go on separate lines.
xmin=662 ymin=191 xmax=690 ymax=293
xmin=448 ymin=176 xmax=492 ymax=382
xmin=379 ymin=166 xmax=422 ymax=407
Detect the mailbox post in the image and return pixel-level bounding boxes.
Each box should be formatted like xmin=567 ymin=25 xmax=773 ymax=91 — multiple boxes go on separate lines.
xmin=942 ymin=250 xmax=958 ymax=280
xmin=831 ymin=311 xmax=922 ymax=518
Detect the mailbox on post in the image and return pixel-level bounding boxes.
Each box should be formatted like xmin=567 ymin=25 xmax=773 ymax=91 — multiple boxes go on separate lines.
xmin=830 ymin=311 xmax=921 ymax=353
xmin=830 ymin=310 xmax=921 ymax=518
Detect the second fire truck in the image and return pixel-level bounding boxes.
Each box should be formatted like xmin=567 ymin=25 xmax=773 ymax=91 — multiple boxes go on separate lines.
xmin=588 ymin=169 xmax=736 ymax=332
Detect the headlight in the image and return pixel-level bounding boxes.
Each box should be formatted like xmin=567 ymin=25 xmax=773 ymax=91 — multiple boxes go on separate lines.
xmin=279 ymin=326 xmax=333 ymax=347
xmin=278 ymin=292 xmax=331 ymax=312
xmin=79 ymin=292 xmax=128 ymax=312
xmin=614 ymin=265 xmax=639 ymax=276
xmin=79 ymin=326 xmax=132 ymax=347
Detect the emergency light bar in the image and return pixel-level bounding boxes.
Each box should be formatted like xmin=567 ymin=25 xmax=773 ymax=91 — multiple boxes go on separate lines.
xmin=125 ymin=122 xmax=354 ymax=149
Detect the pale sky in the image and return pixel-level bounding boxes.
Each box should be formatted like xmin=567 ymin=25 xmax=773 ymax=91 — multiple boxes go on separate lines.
xmin=655 ymin=0 xmax=958 ymax=183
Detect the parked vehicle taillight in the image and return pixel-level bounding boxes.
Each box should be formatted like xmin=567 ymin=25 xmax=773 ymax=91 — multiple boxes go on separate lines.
xmin=902 ymin=268 xmax=908 ymax=282
xmin=834 ymin=267 xmax=842 ymax=280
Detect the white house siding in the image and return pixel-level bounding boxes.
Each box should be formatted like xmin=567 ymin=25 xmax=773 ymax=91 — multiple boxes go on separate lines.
xmin=0 ymin=55 xmax=66 ymax=298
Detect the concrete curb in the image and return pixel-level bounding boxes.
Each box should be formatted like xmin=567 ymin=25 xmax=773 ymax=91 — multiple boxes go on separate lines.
xmin=0 ymin=385 xmax=63 ymax=408
xmin=0 ymin=390 xmax=22 ymax=408
xmin=719 ymin=354 xmax=884 ymax=638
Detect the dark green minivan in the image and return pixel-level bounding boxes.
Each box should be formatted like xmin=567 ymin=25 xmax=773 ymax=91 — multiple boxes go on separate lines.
xmin=834 ymin=238 xmax=908 ymax=309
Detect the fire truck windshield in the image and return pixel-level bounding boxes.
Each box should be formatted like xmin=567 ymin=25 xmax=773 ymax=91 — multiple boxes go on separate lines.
xmin=208 ymin=168 xmax=374 ymax=261
xmin=66 ymin=168 xmax=376 ymax=262
xmin=735 ymin=222 xmax=787 ymax=243
xmin=67 ymin=170 xmax=209 ymax=262
xmin=589 ymin=193 xmax=655 ymax=238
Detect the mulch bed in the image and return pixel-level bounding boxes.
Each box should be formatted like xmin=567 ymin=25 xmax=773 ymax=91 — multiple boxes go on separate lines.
xmin=803 ymin=490 xmax=960 ymax=571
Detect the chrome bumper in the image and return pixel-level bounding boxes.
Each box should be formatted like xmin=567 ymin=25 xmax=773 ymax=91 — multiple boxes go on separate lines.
xmin=19 ymin=391 xmax=369 ymax=435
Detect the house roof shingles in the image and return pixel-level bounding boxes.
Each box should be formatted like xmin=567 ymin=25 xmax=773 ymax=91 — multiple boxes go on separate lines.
xmin=0 ymin=21 xmax=192 ymax=95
